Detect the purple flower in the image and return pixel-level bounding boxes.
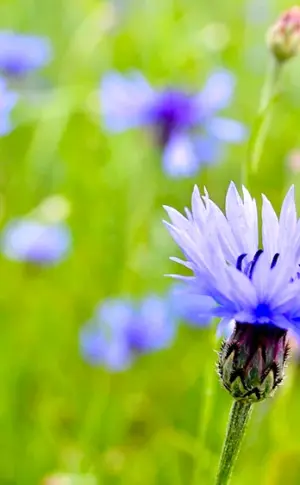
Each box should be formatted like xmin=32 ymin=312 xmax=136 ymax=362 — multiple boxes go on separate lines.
xmin=1 ymin=219 xmax=71 ymax=265
xmin=80 ymin=295 xmax=178 ymax=372
xmin=164 ymin=183 xmax=300 ymax=401
xmin=99 ymin=70 xmax=246 ymax=177
xmin=164 ymin=183 xmax=300 ymax=336
xmin=0 ymin=31 xmax=52 ymax=76
xmin=0 ymin=77 xmax=18 ymax=135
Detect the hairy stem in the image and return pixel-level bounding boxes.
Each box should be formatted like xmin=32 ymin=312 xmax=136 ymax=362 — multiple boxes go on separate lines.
xmin=215 ymin=400 xmax=252 ymax=485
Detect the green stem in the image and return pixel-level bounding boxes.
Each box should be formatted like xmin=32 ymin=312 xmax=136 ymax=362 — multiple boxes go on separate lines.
xmin=243 ymin=59 xmax=282 ymax=185
xmin=215 ymin=400 xmax=252 ymax=485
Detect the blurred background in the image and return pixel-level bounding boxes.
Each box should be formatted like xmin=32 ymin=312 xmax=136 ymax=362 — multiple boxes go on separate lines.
xmin=1 ymin=0 xmax=300 ymax=483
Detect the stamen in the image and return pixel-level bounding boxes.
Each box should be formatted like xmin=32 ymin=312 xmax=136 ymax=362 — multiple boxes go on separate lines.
xmin=236 ymin=253 xmax=247 ymax=271
xmin=249 ymin=249 xmax=264 ymax=280
xmin=271 ymin=252 xmax=280 ymax=269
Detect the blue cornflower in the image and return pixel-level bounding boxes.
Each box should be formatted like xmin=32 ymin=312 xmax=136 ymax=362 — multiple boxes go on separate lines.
xmin=1 ymin=219 xmax=71 ymax=265
xmin=0 ymin=31 xmax=52 ymax=76
xmin=0 ymin=77 xmax=18 ymax=135
xmin=164 ymin=183 xmax=300 ymax=336
xmin=80 ymin=295 xmax=177 ymax=371
xmin=100 ymin=70 xmax=246 ymax=177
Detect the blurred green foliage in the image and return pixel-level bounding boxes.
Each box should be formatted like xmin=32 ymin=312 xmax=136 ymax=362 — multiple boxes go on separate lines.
xmin=1 ymin=0 xmax=300 ymax=483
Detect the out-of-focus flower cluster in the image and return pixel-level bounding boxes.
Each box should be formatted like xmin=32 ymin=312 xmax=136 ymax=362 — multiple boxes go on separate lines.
xmin=80 ymin=295 xmax=177 ymax=371
xmin=80 ymin=286 xmax=213 ymax=372
xmin=2 ymin=219 xmax=71 ymax=265
xmin=0 ymin=31 xmax=52 ymax=77
xmin=99 ymin=70 xmax=246 ymax=178
xmin=1 ymin=195 xmax=72 ymax=266
xmin=0 ymin=31 xmax=53 ymax=135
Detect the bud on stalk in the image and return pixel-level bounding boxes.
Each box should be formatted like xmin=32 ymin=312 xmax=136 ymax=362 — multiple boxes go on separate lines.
xmin=218 ymin=322 xmax=289 ymax=402
xmin=267 ymin=6 xmax=300 ymax=62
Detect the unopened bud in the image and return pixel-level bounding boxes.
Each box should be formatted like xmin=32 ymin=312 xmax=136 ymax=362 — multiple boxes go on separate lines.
xmin=267 ymin=7 xmax=300 ymax=62
xmin=218 ymin=322 xmax=289 ymax=402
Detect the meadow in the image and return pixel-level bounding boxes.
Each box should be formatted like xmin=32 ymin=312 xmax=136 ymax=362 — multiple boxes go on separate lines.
xmin=1 ymin=0 xmax=300 ymax=484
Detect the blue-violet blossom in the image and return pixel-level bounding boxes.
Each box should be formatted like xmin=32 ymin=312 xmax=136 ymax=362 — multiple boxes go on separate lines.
xmin=1 ymin=219 xmax=71 ymax=265
xmin=164 ymin=182 xmax=300 ymax=336
xmin=0 ymin=31 xmax=52 ymax=76
xmin=80 ymin=295 xmax=177 ymax=371
xmin=100 ymin=70 xmax=246 ymax=177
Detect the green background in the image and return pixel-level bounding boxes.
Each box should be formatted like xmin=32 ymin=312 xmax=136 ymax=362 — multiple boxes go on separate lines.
xmin=1 ymin=0 xmax=300 ymax=483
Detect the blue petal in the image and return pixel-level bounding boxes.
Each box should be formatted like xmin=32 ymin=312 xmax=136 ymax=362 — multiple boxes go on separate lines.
xmin=1 ymin=219 xmax=71 ymax=264
xmin=97 ymin=299 xmax=134 ymax=332
xmin=99 ymin=70 xmax=155 ymax=132
xmin=196 ymin=70 xmax=235 ymax=113
xmin=217 ymin=318 xmax=235 ymax=338
xmin=80 ymin=299 xmax=135 ymax=371
xmin=0 ymin=115 xmax=12 ymax=135
xmin=162 ymin=133 xmax=200 ymax=178
xmin=80 ymin=324 xmax=106 ymax=365
xmin=205 ymin=117 xmax=247 ymax=143
xmin=225 ymin=182 xmax=258 ymax=258
xmin=168 ymin=284 xmax=214 ymax=326
xmin=0 ymin=31 xmax=52 ymax=75
xmin=194 ymin=136 xmax=222 ymax=165
xmin=103 ymin=340 xmax=132 ymax=371
xmin=137 ymin=295 xmax=177 ymax=350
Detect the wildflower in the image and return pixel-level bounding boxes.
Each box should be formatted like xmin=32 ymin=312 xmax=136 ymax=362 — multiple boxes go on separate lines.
xmin=99 ymin=70 xmax=246 ymax=177
xmin=163 ymin=183 xmax=299 ymax=401
xmin=267 ymin=6 xmax=300 ymax=63
xmin=0 ymin=77 xmax=18 ymax=135
xmin=0 ymin=31 xmax=52 ymax=76
xmin=80 ymin=295 xmax=177 ymax=371
xmin=1 ymin=219 xmax=71 ymax=265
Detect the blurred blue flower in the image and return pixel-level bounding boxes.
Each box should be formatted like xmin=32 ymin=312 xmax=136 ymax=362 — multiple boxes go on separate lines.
xmin=164 ymin=183 xmax=300 ymax=336
xmin=168 ymin=283 xmax=214 ymax=327
xmin=100 ymin=70 xmax=246 ymax=177
xmin=80 ymin=295 xmax=177 ymax=371
xmin=0 ymin=78 xmax=18 ymax=135
xmin=1 ymin=219 xmax=71 ymax=265
xmin=0 ymin=31 xmax=52 ymax=76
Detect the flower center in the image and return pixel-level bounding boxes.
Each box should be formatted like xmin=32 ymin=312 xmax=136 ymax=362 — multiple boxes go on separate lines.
xmin=150 ymin=90 xmax=196 ymax=144
xmin=255 ymin=303 xmax=272 ymax=319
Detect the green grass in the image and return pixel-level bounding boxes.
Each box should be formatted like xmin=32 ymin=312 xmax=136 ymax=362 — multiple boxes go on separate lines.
xmin=1 ymin=0 xmax=300 ymax=483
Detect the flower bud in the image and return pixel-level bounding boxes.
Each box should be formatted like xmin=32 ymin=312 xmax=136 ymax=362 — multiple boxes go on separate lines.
xmin=267 ymin=7 xmax=300 ymax=62
xmin=218 ymin=322 xmax=289 ymax=402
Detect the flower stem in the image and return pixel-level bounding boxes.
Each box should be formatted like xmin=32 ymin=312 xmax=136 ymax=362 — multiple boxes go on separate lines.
xmin=243 ymin=59 xmax=282 ymax=185
xmin=215 ymin=400 xmax=252 ymax=485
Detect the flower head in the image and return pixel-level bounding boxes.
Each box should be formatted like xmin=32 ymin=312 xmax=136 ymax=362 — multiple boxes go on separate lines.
xmin=99 ymin=70 xmax=246 ymax=178
xmin=164 ymin=183 xmax=300 ymax=400
xmin=267 ymin=7 xmax=300 ymax=62
xmin=0 ymin=31 xmax=52 ymax=76
xmin=1 ymin=219 xmax=71 ymax=265
xmin=80 ymin=296 xmax=177 ymax=371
